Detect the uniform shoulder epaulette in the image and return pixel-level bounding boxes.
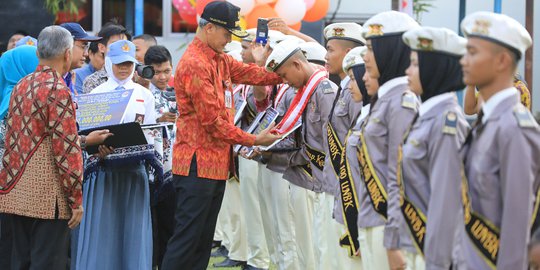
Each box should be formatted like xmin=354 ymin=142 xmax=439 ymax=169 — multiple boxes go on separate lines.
xmin=401 ymin=91 xmax=417 ymax=110
xmin=442 ymin=110 xmax=458 ymax=135
xmin=320 ymin=80 xmax=335 ymax=94
xmin=513 ymin=105 xmax=536 ymax=128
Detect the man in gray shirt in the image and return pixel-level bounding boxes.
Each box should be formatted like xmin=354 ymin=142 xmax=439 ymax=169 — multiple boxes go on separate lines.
xmin=459 ymin=11 xmax=540 ymax=270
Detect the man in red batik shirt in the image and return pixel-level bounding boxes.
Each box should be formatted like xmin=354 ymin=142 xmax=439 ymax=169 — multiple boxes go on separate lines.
xmin=0 ymin=26 xmax=84 ymax=269
xmin=161 ymin=2 xmax=282 ymax=269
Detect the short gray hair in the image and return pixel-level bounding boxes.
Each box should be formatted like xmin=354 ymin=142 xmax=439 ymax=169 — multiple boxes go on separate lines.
xmin=37 ymin=26 xmax=73 ymax=59
xmin=198 ymin=18 xmax=210 ymax=28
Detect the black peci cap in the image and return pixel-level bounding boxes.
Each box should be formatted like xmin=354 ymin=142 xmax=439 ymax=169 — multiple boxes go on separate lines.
xmin=201 ymin=1 xmax=248 ymax=38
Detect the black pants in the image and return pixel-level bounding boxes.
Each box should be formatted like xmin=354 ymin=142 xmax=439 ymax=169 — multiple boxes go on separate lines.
xmin=151 ymin=189 xmax=177 ymax=268
xmin=161 ymin=159 xmax=226 ymax=270
xmin=6 ymin=214 xmax=69 ymax=270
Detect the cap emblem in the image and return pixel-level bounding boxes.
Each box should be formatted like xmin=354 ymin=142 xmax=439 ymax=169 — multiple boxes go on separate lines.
xmin=368 ymin=24 xmax=384 ymax=36
xmin=268 ymin=59 xmax=277 ymax=71
xmin=26 ymin=39 xmax=34 ymax=46
xmin=417 ymin=37 xmax=434 ymax=51
xmin=471 ymin=19 xmax=491 ymax=35
xmin=121 ymin=43 xmax=130 ymax=52
xmin=332 ymin=27 xmax=345 ymax=37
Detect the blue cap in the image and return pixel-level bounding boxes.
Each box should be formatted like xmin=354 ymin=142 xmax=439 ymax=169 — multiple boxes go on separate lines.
xmin=60 ymin=22 xmax=102 ymax=41
xmin=15 ymin=36 xmax=38 ymax=47
xmin=107 ymin=40 xmax=138 ymax=64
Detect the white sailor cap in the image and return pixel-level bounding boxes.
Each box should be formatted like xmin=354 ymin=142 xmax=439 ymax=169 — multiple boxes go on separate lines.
xmin=265 ymin=38 xmax=302 ymax=72
xmin=402 ymin=27 xmax=467 ymax=56
xmin=361 ymin=11 xmax=420 ymax=39
xmin=299 ymin=42 xmax=326 ymax=63
xmin=224 ymin=41 xmax=242 ymax=53
xmin=342 ymin=46 xmax=366 ymax=73
xmin=324 ymin=23 xmax=366 ymax=45
xmin=268 ymin=33 xmax=302 ymax=50
xmin=243 ymin=28 xmax=257 ymax=42
xmin=227 ymin=49 xmax=243 ymax=62
xmin=461 ymin=11 xmax=532 ymax=57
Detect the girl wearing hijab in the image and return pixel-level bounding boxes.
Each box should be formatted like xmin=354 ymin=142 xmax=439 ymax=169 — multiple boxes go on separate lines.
xmin=77 ymin=40 xmax=156 ymax=270
xmin=0 ymin=44 xmax=38 ymax=270
xmin=0 ymin=45 xmax=39 ymax=164
xmin=359 ymin=11 xmax=422 ymax=270
xmin=399 ymin=27 xmax=470 ymax=269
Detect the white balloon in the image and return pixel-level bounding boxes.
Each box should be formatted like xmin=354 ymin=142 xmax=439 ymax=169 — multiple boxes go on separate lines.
xmin=274 ymin=0 xmax=306 ymax=25
xmin=228 ymin=0 xmax=256 ymax=16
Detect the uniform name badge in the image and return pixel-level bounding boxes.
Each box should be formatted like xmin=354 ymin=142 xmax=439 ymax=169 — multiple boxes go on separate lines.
xmin=225 ymin=90 xmax=233 ymax=108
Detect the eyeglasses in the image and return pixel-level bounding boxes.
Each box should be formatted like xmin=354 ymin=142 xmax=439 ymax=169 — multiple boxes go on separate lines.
xmin=75 ymin=43 xmax=90 ymax=52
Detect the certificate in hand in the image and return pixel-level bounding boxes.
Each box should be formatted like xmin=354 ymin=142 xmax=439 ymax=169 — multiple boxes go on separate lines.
xmin=234 ymin=107 xmax=279 ymax=153
xmin=258 ymin=123 xmax=301 ymax=151
xmin=74 ymin=89 xmax=133 ymax=130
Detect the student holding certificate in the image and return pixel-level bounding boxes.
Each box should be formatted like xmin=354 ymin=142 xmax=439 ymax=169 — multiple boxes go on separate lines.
xmin=76 ymin=40 xmax=157 ymax=270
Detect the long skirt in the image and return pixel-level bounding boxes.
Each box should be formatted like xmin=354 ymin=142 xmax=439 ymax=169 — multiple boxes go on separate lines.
xmin=76 ymin=162 xmax=152 ymax=270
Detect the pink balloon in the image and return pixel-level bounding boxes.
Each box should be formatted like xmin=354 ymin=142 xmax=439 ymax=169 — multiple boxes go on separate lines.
xmin=304 ymin=0 xmax=316 ymax=10
xmin=175 ymin=0 xmax=197 ymax=25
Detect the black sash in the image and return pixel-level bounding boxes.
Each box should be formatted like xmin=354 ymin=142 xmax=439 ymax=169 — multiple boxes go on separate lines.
xmin=357 ymin=119 xmax=388 ymax=220
xmin=396 ymin=115 xmax=426 ymax=255
xmin=327 ymin=124 xmax=360 ymax=256
xmin=304 ymin=143 xmax=325 ymax=171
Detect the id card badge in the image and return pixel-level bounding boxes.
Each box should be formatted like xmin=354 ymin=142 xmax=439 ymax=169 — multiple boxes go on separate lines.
xmin=225 ymin=90 xmax=233 ymax=108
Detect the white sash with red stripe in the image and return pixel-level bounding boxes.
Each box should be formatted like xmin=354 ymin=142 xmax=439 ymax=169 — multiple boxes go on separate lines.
xmin=273 ymin=84 xmax=291 ymax=108
xmin=273 ymin=69 xmax=327 ymax=135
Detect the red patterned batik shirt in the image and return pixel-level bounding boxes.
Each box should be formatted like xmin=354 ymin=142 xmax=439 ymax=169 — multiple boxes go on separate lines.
xmin=0 ymin=65 xmax=83 ymax=220
xmin=173 ymin=37 xmax=282 ymax=180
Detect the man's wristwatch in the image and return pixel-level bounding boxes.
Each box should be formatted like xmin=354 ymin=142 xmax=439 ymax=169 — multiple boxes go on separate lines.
xmin=80 ymin=135 xmax=87 ymax=150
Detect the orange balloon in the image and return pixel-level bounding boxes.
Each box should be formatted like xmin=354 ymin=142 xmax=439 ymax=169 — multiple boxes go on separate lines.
xmin=246 ymin=4 xmax=278 ymax=29
xmin=303 ymin=0 xmax=329 ymax=22
xmin=289 ymin=21 xmax=302 ymax=31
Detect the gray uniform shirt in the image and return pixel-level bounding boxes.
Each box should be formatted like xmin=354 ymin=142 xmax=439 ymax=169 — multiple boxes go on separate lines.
xmin=268 ymin=79 xmax=336 ymax=192
xmin=322 ymin=76 xmax=363 ymax=196
xmin=460 ymin=88 xmax=540 ymax=270
xmin=361 ymin=76 xmax=418 ymax=251
xmin=401 ymin=93 xmax=469 ymax=269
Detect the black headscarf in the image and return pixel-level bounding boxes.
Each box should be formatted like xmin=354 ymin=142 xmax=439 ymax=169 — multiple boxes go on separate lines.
xmin=417 ymin=51 xmax=464 ymax=102
xmin=371 ymin=33 xmax=411 ymax=86
xmin=351 ymin=64 xmax=370 ymax=105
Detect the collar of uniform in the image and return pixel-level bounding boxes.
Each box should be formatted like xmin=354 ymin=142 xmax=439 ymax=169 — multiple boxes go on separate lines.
xmin=419 ymin=92 xmax=456 ymax=117
xmin=377 ymin=76 xmax=408 ymax=99
xmin=481 ymin=87 xmax=519 ymax=124
xmin=192 ymin=36 xmax=218 ymax=61
xmin=150 ymin=82 xmax=161 ymax=93
xmin=356 ymin=103 xmax=371 ymax=126
xmin=340 ymin=76 xmax=351 ymax=90
xmin=102 ymin=75 xmax=137 ymax=90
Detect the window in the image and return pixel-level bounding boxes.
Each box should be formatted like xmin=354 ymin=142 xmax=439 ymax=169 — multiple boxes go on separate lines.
xmin=54 ymin=0 xmax=93 ymax=31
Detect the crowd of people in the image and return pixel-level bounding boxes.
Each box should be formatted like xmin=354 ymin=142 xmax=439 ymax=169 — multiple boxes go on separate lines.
xmin=0 ymin=1 xmax=539 ymax=270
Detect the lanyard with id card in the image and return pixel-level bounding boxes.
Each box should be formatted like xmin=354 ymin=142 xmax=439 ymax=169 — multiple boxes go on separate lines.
xmin=223 ymin=79 xmax=235 ymax=117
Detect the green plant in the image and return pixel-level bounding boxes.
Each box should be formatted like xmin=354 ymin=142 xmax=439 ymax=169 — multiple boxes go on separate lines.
xmin=44 ymin=0 xmax=85 ymax=17
xmin=413 ymin=0 xmax=434 ymax=23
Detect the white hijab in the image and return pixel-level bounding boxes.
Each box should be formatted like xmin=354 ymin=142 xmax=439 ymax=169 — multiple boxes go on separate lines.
xmin=104 ymin=56 xmax=136 ymax=87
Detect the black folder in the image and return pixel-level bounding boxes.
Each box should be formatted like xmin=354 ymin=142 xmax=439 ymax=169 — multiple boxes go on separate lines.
xmin=78 ymin=122 xmax=148 ymax=155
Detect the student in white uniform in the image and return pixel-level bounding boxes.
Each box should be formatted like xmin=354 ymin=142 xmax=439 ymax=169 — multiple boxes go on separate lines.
xmin=77 ymin=40 xmax=156 ymax=270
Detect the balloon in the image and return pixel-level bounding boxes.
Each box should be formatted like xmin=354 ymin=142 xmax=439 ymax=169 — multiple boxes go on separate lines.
xmin=246 ymin=4 xmax=278 ymax=29
xmin=176 ymin=0 xmax=197 ymax=25
xmin=196 ymin=0 xmax=224 ymax=16
xmin=256 ymin=0 xmax=276 ymax=4
xmin=227 ymin=0 xmax=256 ymax=16
xmin=274 ymin=0 xmax=306 ymax=25
xmin=288 ymin=21 xmax=302 ymax=31
xmin=303 ymin=0 xmax=329 ymax=22
xmin=304 ymin=0 xmax=316 ymax=10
